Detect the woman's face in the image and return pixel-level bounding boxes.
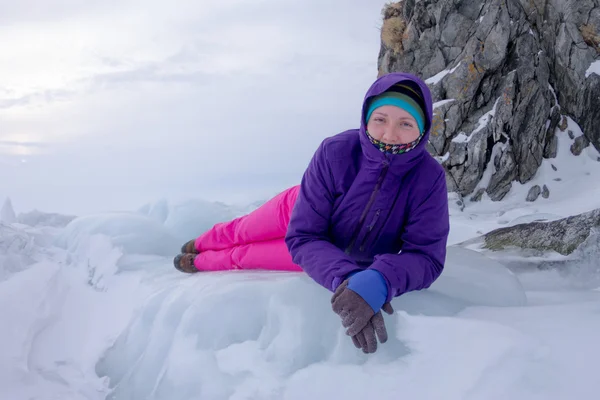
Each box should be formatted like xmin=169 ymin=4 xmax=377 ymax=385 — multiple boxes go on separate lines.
xmin=366 ymin=105 xmax=421 ymax=144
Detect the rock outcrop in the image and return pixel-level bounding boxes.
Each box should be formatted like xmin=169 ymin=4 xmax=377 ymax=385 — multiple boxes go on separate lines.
xmin=377 ymin=0 xmax=600 ymax=201
xmin=478 ymin=208 xmax=600 ymax=255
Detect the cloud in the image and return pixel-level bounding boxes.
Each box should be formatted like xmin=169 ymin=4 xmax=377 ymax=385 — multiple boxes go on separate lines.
xmin=1 ymin=0 xmax=382 ymax=109
xmin=0 ymin=141 xmax=48 ymax=157
xmin=0 ymin=89 xmax=75 ymax=109
xmin=1 ymin=0 xmax=386 ymax=214
xmin=0 ymin=140 xmax=47 ymax=147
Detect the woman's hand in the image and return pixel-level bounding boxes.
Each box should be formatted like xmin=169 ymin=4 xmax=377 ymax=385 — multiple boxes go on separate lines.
xmin=331 ymin=279 xmax=375 ymax=336
xmin=350 ymin=303 xmax=394 ymax=354
xmin=331 ymin=269 xmax=389 ymax=332
xmin=332 ymin=279 xmax=394 ymax=353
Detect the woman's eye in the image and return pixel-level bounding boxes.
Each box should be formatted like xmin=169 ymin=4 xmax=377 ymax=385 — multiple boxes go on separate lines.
xmin=374 ymin=117 xmax=385 ymax=123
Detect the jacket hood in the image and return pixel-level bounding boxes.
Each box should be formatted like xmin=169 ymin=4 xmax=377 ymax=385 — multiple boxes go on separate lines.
xmin=358 ymin=72 xmax=433 ymax=174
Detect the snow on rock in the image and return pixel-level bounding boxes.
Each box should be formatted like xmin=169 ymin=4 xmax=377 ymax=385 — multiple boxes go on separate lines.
xmin=433 ymin=99 xmax=455 ymax=109
xmin=504 ymin=212 xmax=564 ymax=226
xmin=425 ymin=62 xmax=462 ymax=85
xmin=585 ymin=59 xmax=600 ymax=78
xmin=461 ymin=115 xmax=600 ymax=223
xmin=55 ymin=213 xmax=181 ymax=257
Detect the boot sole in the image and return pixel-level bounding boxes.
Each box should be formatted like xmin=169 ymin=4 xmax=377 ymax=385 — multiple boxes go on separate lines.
xmin=173 ymin=254 xmax=199 ymax=273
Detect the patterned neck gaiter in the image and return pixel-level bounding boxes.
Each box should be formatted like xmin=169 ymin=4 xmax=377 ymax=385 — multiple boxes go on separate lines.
xmin=366 ymin=130 xmax=423 ymax=155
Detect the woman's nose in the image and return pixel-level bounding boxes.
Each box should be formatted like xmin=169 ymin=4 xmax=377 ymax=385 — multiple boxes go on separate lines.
xmin=384 ymin=127 xmax=399 ymax=139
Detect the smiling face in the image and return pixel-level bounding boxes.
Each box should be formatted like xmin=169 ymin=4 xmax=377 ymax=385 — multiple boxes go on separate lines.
xmin=366 ymin=105 xmax=421 ymax=144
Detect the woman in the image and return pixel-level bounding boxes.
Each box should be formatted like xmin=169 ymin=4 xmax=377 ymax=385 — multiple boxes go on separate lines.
xmin=174 ymin=72 xmax=450 ymax=353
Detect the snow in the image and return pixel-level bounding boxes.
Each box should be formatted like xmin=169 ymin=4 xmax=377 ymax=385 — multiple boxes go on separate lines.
xmin=585 ymin=59 xmax=600 ymax=78
xmin=425 ymin=62 xmax=462 ymax=85
xmin=1 ymin=119 xmax=600 ymax=400
xmin=1 ymin=189 xmax=599 ymax=400
xmin=434 ymin=151 xmax=450 ymax=163
xmin=451 ymin=98 xmax=500 ymax=143
xmin=459 ymin=115 xmax=600 ymax=225
xmin=472 ymin=98 xmax=499 ymax=134
xmin=433 ymin=99 xmax=455 ymax=109
xmin=548 ymin=83 xmax=559 ymax=110
xmin=452 ymin=132 xmax=470 ymax=143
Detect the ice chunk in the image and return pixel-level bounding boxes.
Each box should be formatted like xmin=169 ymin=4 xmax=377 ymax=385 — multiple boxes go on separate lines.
xmin=0 ymin=262 xmax=66 ymax=397
xmin=0 ymin=248 xmax=147 ymax=400
xmin=1 ymin=197 xmax=16 ymax=223
xmin=148 ymin=199 xmax=169 ymax=224
xmin=96 ymin=245 xmax=527 ymax=399
xmin=0 ymin=222 xmax=35 ymax=281
xmin=137 ymin=203 xmax=152 ymax=215
xmin=17 ymin=209 xmax=76 ymax=228
xmin=71 ymin=234 xmax=122 ymax=290
xmin=162 ymin=199 xmax=243 ymax=243
xmin=96 ymin=273 xmax=407 ymax=399
xmin=427 ymin=246 xmax=527 ymax=307
xmin=55 ymin=213 xmax=180 ymax=257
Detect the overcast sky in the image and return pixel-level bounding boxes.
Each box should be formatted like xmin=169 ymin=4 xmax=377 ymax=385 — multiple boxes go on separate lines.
xmin=0 ymin=0 xmax=385 ymax=215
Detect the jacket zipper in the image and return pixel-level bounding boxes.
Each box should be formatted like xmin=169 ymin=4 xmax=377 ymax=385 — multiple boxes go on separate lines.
xmin=344 ymin=162 xmax=389 ymax=254
xmin=359 ymin=208 xmax=381 ymax=252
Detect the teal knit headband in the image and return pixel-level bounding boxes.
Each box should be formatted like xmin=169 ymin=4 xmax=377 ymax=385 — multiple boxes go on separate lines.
xmin=366 ymin=92 xmax=425 ymax=133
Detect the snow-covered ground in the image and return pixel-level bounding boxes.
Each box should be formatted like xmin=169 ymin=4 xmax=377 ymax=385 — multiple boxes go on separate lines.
xmin=1 ymin=123 xmax=600 ymax=400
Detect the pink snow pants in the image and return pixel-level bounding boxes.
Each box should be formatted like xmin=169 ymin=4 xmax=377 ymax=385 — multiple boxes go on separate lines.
xmin=192 ymin=185 xmax=303 ymax=272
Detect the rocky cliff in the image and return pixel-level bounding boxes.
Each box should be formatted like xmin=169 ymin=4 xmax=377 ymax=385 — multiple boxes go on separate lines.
xmin=377 ymin=0 xmax=600 ymax=201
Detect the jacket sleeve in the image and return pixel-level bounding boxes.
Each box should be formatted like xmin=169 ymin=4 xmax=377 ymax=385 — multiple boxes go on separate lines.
xmin=369 ymin=170 xmax=450 ymax=302
xmin=285 ymin=140 xmax=361 ymax=292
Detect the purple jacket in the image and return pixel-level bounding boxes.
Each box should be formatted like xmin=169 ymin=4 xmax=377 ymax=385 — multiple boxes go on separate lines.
xmin=284 ymin=72 xmax=450 ymax=303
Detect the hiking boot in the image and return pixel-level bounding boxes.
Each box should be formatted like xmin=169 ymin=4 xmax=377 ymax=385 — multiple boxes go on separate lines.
xmin=180 ymin=239 xmax=199 ymax=254
xmin=173 ymin=253 xmax=198 ymax=273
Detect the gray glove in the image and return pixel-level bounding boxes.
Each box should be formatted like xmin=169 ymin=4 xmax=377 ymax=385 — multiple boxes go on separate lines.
xmin=331 ymin=279 xmax=375 ymax=336
xmin=351 ymin=303 xmax=394 ymax=354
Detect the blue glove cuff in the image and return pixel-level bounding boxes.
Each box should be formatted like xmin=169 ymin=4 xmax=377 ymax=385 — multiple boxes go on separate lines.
xmin=346 ymin=269 xmax=388 ymax=313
